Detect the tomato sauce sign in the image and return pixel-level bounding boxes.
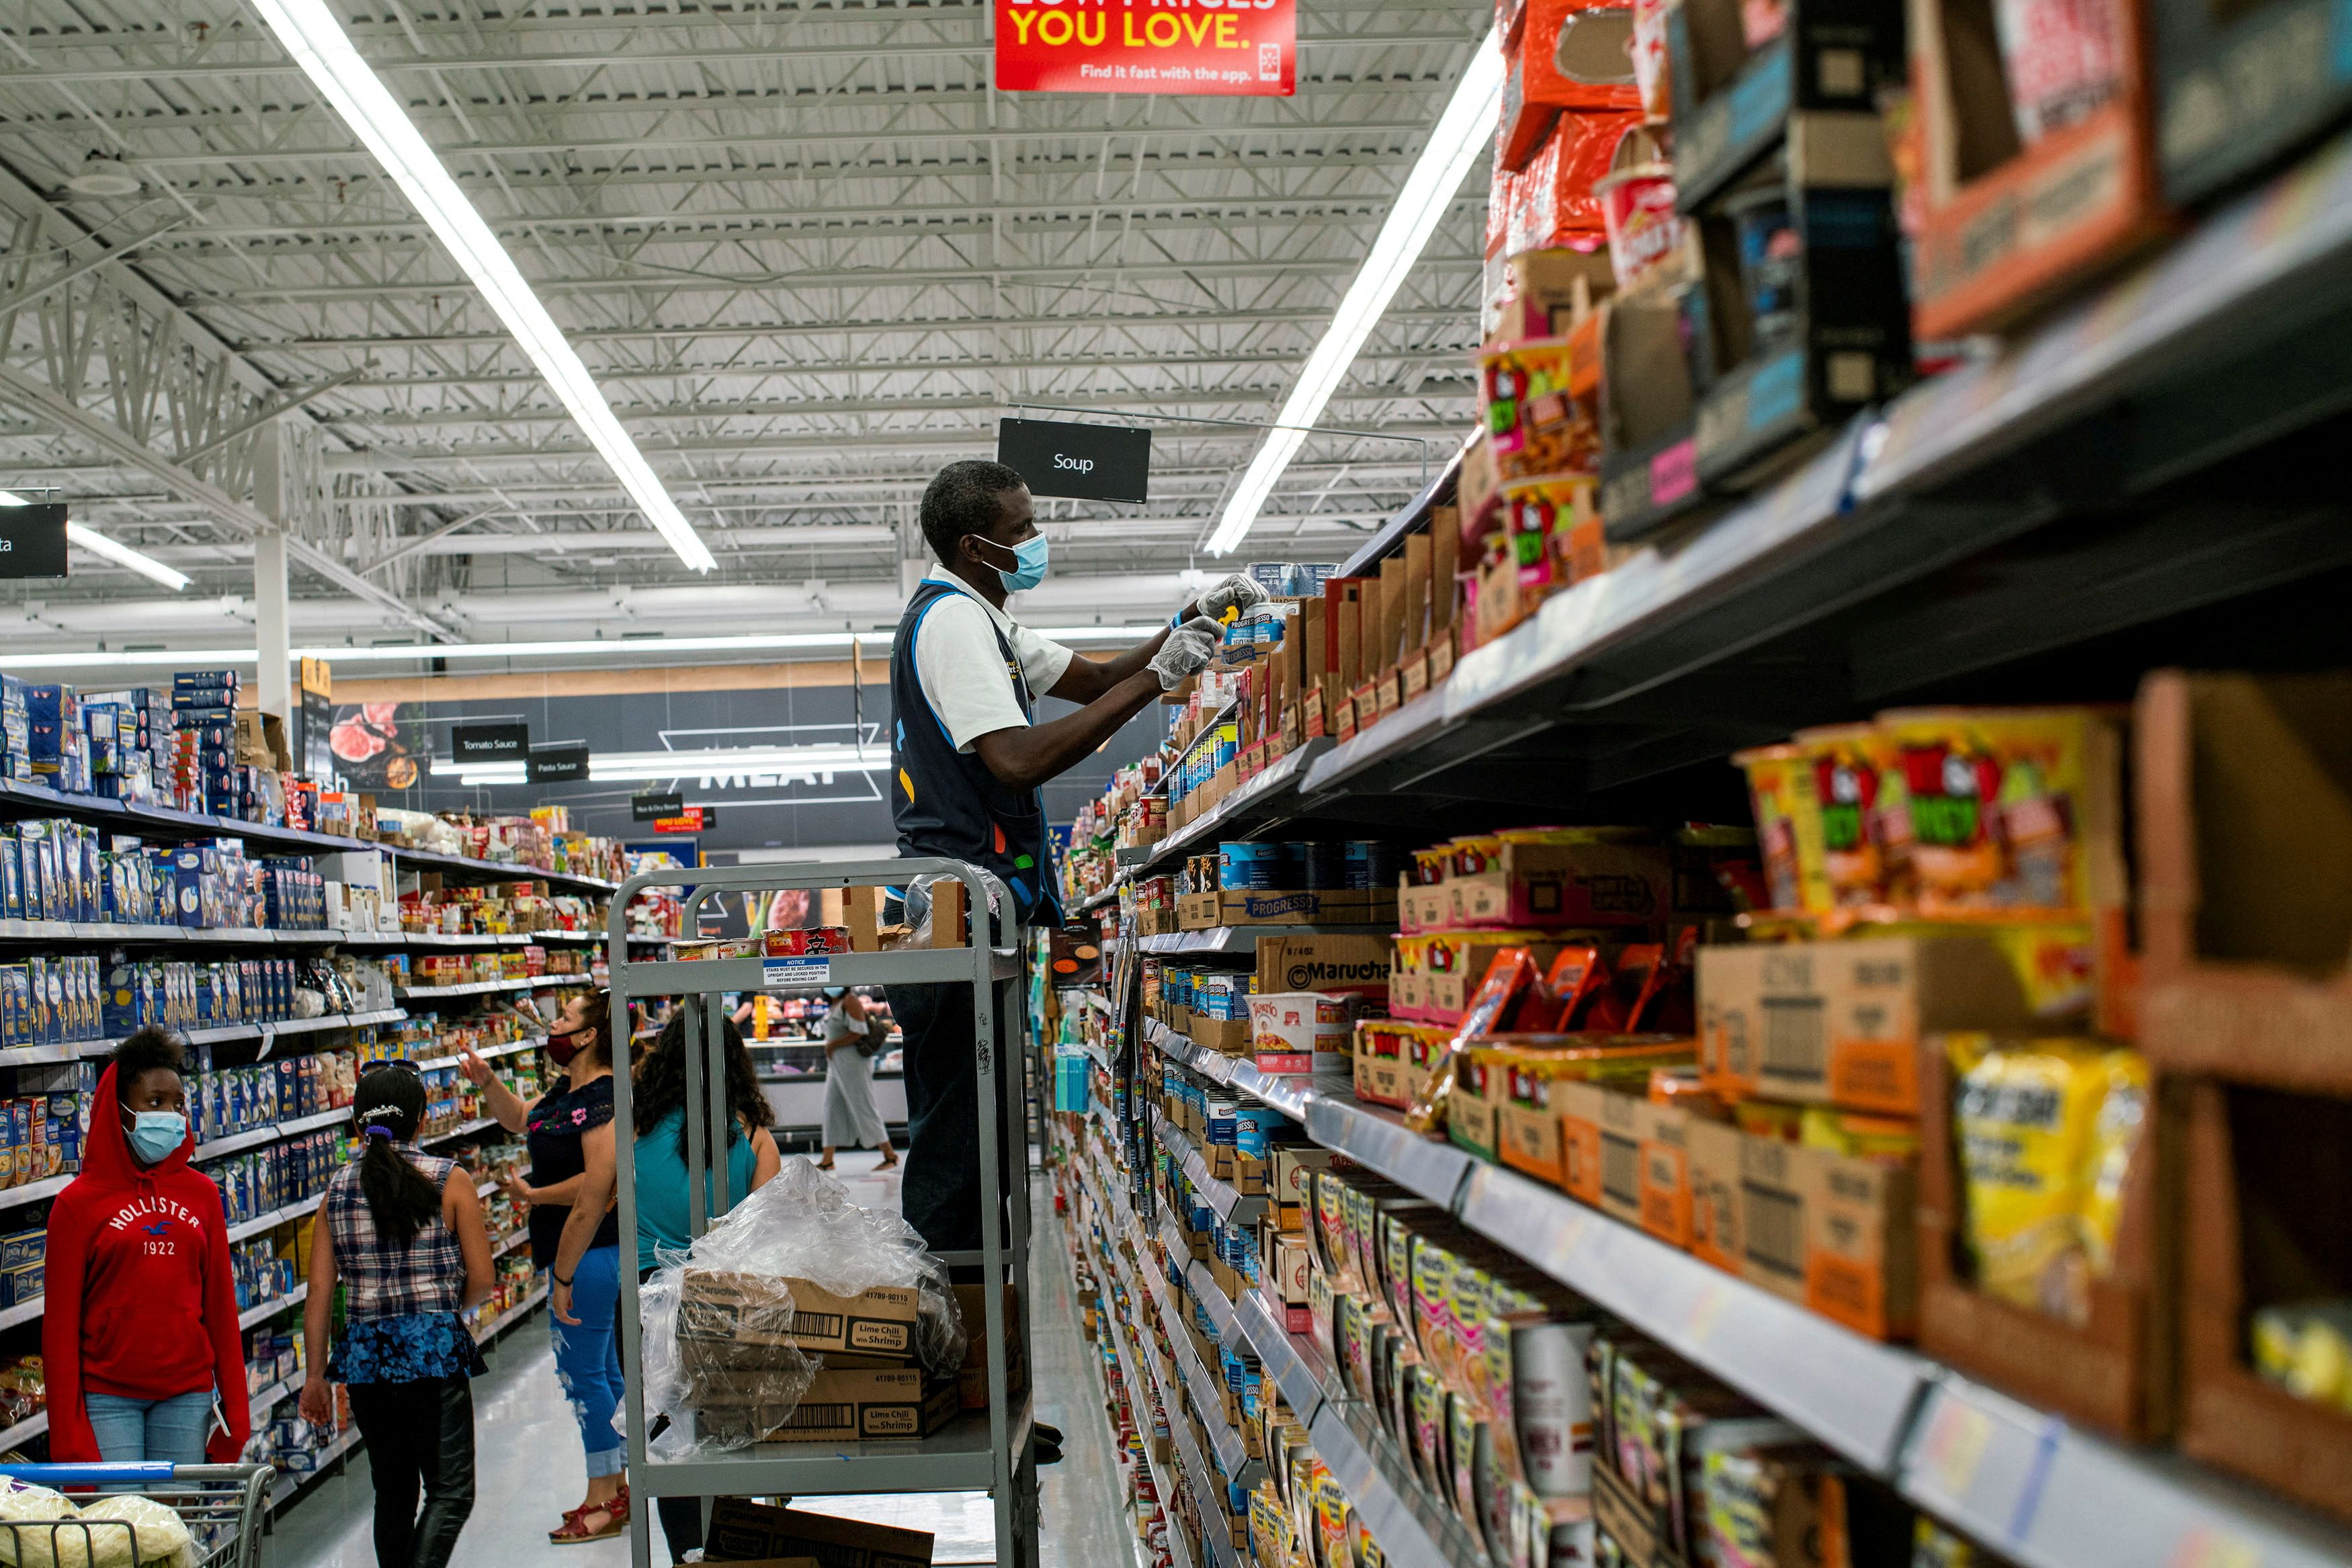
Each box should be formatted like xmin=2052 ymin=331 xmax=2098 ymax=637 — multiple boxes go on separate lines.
xmin=995 ymin=0 xmax=1296 ymax=95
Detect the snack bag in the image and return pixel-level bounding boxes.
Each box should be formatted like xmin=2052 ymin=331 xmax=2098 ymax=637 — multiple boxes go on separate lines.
xmin=1405 ymin=950 xmax=1540 ymax=1135
xmin=1731 ymin=743 xmax=1830 ymax=913
xmin=1794 ymin=722 xmax=1909 ymax=908
xmin=2251 ymin=1301 xmax=2352 ymax=1414
xmin=1949 ymin=1035 xmax=2146 ymax=1325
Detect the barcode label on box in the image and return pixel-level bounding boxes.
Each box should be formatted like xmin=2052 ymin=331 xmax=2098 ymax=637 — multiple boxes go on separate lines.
xmin=1601 ymin=1132 xmax=1641 ymax=1210
xmin=780 ymin=1403 xmax=853 ymax=1430
xmin=763 ymin=959 xmax=829 ymax=988
xmin=1743 ymin=1183 xmax=1804 ymax=1279
xmin=1760 ymin=996 xmax=1826 ymax=1084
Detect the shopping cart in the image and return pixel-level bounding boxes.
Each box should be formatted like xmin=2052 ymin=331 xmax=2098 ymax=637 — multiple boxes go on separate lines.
xmin=0 ymin=1463 xmax=273 ymax=1568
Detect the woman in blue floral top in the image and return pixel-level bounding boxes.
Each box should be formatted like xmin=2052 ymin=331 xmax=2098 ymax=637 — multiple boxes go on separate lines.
xmin=300 ymin=1064 xmax=494 ymax=1568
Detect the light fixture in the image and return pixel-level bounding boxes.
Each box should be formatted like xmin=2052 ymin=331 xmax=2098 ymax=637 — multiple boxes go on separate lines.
xmin=0 ymin=623 xmax=1169 ymax=670
xmin=0 ymin=489 xmax=192 ymax=591
xmin=1206 ymin=28 xmax=1506 ymax=556
xmin=429 ymin=742 xmax=894 ymax=789
xmin=65 ymin=158 xmax=142 ymax=198
xmin=244 ymin=0 xmax=718 ymax=573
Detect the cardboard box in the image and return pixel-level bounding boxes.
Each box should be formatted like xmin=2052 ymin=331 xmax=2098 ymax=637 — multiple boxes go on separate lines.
xmin=1558 ymin=1078 xmax=1609 ymax=1207
xmin=1203 ymin=887 xmax=1396 ymax=928
xmin=1636 ymin=1101 xmax=1695 ymax=1250
xmin=704 ymin=1499 xmax=933 ymax=1567
xmin=754 ymin=1366 xmax=960 ymax=1442
xmin=1446 ymin=840 xmax=1671 ymax=930
xmin=1906 ymin=0 xmax=2167 ymax=337
xmin=2154 ymin=0 xmax=2352 ymax=206
xmin=1355 ymin=1024 xmax=1414 ymax=1110
xmin=1257 ymin=932 xmax=1391 ymax=998
xmin=1187 ymin=1011 xmax=1251 ymax=1056
xmin=2138 ymin=672 xmax=2352 ymax=1083
xmin=1686 ymin=1117 xmax=1746 ymax=1274
xmin=820 ymin=885 xmax=884 ymax=953
xmin=1737 ymin=1135 xmax=1810 ymax=1304
xmin=1487 ymin=248 xmax=1618 ymax=345
xmin=780 ymin=1277 xmax=923 ymax=1362
xmin=952 ymin=1282 xmax=1030 ymax=1413
xmin=2176 ymin=1077 xmax=2352 ymax=1524
xmin=1800 ymin=1147 xmax=1917 ymax=1340
xmin=1697 ymin=935 xmax=2038 ymax=1115
xmin=1917 ymin=1036 xmax=2174 ymax=1437
xmin=1599 ymin=1086 xmax=1648 ymax=1227
xmin=1497 ymin=1061 xmax=1566 ymax=1188
xmin=1248 ymin=991 xmax=1357 ymax=1075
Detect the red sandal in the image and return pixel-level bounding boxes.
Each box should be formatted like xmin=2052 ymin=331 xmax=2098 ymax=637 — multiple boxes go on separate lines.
xmin=550 ymin=1488 xmax=628 ymax=1543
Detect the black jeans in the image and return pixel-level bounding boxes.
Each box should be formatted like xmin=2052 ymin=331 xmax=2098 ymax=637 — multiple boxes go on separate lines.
xmin=345 ymin=1377 xmax=474 ymax=1568
xmin=895 ymin=977 xmax=1019 ymax=1255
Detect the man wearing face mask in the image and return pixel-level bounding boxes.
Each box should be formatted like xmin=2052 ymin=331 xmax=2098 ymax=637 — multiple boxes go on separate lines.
xmin=888 ymin=460 xmax=1263 ymax=1264
xmin=42 ymin=1026 xmax=252 ymax=1465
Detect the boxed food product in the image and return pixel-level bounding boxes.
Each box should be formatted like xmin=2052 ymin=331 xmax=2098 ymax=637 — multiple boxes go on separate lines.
xmin=1446 ymin=832 xmax=1671 ymax=930
xmin=681 ymin=1270 xmax=922 ymax=1365
xmin=1687 ymin=1115 xmax=1747 ymax=1274
xmin=1800 ymin=1144 xmax=1919 ymax=1341
xmin=1251 ymin=926 xmax=1392 ymax=1001
xmin=1247 ymin=991 xmax=1360 ymax=1075
xmin=753 ymin=1366 xmax=958 ymax=1443
xmin=1499 ymin=0 xmax=1642 ymax=168
xmin=704 ymin=1498 xmax=935 ymax=1567
xmin=1697 ymin=934 xmax=2041 ymax=1115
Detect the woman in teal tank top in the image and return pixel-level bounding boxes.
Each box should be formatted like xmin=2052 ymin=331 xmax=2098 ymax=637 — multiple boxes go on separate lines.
xmin=625 ymin=1012 xmax=782 ymax=1272
xmin=552 ymin=1010 xmax=778 ymax=1564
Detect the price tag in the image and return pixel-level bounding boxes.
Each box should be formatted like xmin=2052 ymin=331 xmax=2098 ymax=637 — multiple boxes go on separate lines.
xmin=761 ymin=958 xmax=831 ymax=989
xmin=1683 ymin=1278 xmax=1730 ymax=1347
xmin=2170 ymin=1526 xmax=2261 ymax=1568
xmin=1921 ymin=1397 xmax=1996 ymax=1500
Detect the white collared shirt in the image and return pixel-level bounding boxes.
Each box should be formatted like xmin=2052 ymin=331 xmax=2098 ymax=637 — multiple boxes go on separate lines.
xmin=909 ymin=573 xmax=1077 ymax=752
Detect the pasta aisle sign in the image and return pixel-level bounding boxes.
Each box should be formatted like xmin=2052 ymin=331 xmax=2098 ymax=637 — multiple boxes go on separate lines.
xmin=995 ymin=0 xmax=1296 ymax=95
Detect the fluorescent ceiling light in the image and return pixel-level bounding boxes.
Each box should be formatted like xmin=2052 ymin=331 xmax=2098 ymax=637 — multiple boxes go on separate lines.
xmin=432 ymin=742 xmax=892 ymax=788
xmin=0 ymin=623 xmax=1167 ymax=670
xmin=244 ymin=0 xmax=716 ymax=574
xmin=1206 ymin=28 xmax=1505 ymax=556
xmin=0 ymin=490 xmax=191 ymax=591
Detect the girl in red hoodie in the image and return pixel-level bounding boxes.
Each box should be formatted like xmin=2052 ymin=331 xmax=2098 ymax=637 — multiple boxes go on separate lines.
xmin=42 ymin=1026 xmax=251 ymax=1465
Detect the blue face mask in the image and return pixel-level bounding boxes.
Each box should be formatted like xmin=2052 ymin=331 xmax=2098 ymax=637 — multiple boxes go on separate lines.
xmin=979 ymin=533 xmax=1049 ymax=593
xmin=128 ymin=1110 xmax=187 ymax=1164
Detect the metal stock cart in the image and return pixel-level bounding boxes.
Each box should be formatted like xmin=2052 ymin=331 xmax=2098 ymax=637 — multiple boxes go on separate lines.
xmin=0 ymin=1462 xmax=274 ymax=1567
xmin=607 ymin=858 xmax=1039 ymax=1568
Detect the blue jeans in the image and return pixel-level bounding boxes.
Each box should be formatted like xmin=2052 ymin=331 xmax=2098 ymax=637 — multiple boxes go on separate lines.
xmin=551 ymin=1245 xmax=625 ymax=1478
xmin=85 ymin=1390 xmax=214 ymax=1466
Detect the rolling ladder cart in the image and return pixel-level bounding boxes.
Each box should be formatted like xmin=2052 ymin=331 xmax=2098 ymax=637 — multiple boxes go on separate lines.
xmin=606 ymin=859 xmax=1040 ymax=1568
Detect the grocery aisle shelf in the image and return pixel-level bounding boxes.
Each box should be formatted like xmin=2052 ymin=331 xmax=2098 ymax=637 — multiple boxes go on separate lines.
xmin=1234 ymin=1292 xmax=1331 ymax=1430
xmin=0 ymin=1409 xmax=43 ymax=1451
xmin=421 ymin=1116 xmax=499 ymax=1145
xmin=618 ymin=947 xmax=1025 ymax=996
xmin=5 ymin=1007 xmax=413 ymax=1069
xmin=1153 ymin=1277 xmax=1257 ymax=1486
xmin=1899 ymin=1372 xmax=2352 ymax=1568
xmin=414 ymin=1034 xmax=545 ymax=1073
xmin=1126 ymin=920 xmax=2352 ymax=1567
xmin=385 ymin=844 xmax=617 ymax=896
xmin=0 ymin=1175 xmax=72 ymax=1213
xmin=0 ymin=1297 xmax=42 ymax=1330
xmin=1093 ymin=1246 xmax=1200 ymax=1568
xmin=392 ymin=976 xmax=538 ymax=1000
xmin=238 ymin=1284 xmax=306 ymax=1330
xmin=1153 ymin=1346 xmax=1243 ymax=1568
xmin=1183 ymin=1261 xmax=1243 ymax=1354
xmin=1456 ymin=1161 xmax=1927 ymax=1473
xmin=193 ymin=1104 xmax=349 ymax=1165
xmin=336 ymin=932 xmax=534 ymax=949
xmin=1153 ymin=1119 xmax=1265 ymax=1225
xmin=1309 ymin=1396 xmax=1490 ymax=1568
xmin=226 ymin=1190 xmax=326 ymax=1244
xmin=1302 ymin=1094 xmax=1479 ymax=1212
xmin=1138 ymin=925 xmax=1387 ymax=957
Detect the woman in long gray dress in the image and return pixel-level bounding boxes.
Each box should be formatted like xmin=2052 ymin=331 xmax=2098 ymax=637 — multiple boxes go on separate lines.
xmin=816 ymin=986 xmax=898 ymax=1171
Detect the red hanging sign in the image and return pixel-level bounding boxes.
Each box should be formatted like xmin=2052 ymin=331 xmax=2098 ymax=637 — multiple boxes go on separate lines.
xmin=995 ymin=0 xmax=1296 ymax=95
xmin=653 ymin=807 xmax=713 ymax=833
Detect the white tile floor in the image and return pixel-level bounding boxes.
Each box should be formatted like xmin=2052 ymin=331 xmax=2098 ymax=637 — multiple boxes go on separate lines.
xmin=265 ymin=1151 xmax=1125 ymax=1568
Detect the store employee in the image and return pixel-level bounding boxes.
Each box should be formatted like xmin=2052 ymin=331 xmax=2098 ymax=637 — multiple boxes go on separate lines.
xmin=890 ymin=458 xmax=1264 ymax=1257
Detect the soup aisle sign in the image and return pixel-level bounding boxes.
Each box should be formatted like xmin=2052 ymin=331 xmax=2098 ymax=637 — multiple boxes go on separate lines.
xmin=994 ymin=0 xmax=1295 ymax=94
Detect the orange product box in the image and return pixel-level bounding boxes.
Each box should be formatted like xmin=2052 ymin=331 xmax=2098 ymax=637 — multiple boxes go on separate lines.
xmin=1695 ymin=934 xmax=2038 ymax=1116
xmin=1636 ymin=1098 xmax=1695 ymax=1249
xmin=1801 ymin=1147 xmax=1918 ymax=1342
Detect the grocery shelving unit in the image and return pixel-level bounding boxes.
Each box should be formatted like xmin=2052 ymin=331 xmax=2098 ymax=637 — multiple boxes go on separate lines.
xmin=1074 ymin=982 xmax=2352 ymax=1568
xmin=606 ymin=859 xmax=1039 ymax=1568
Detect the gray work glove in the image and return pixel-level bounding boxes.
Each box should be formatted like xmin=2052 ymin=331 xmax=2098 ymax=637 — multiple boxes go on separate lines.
xmin=1149 ymin=617 xmax=1223 ymax=691
xmin=1191 ymin=572 xmax=1269 ymax=626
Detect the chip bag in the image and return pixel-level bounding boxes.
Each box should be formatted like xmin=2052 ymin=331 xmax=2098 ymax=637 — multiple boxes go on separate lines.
xmin=1949 ymin=1035 xmax=2148 ymax=1325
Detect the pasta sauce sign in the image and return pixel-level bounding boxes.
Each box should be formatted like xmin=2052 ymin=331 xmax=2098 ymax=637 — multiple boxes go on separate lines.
xmin=995 ymin=0 xmax=1296 ymax=95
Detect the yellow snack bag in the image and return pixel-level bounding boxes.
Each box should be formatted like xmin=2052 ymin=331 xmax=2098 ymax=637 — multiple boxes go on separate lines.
xmin=2076 ymin=1049 xmax=2148 ymax=1278
xmin=1949 ymin=1035 xmax=2141 ymax=1324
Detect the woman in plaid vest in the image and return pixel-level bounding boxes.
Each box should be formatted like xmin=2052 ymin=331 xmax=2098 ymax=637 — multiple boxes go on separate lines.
xmin=300 ymin=1065 xmax=495 ymax=1568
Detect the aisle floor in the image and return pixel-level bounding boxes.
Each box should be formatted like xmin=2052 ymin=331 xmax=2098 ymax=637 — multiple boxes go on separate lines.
xmin=265 ymin=1152 xmax=1126 ymax=1568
